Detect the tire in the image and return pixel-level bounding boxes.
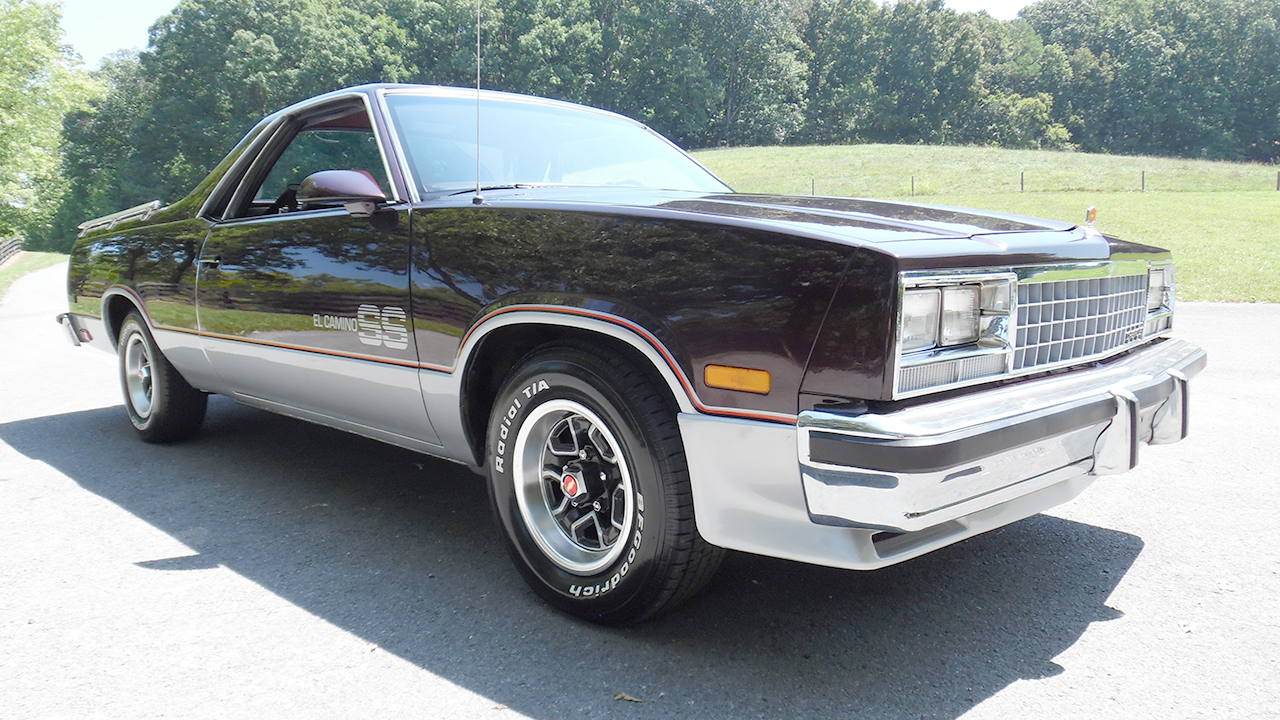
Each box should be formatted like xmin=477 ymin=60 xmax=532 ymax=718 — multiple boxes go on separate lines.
xmin=486 ymin=343 xmax=723 ymax=625
xmin=117 ymin=311 xmax=208 ymax=443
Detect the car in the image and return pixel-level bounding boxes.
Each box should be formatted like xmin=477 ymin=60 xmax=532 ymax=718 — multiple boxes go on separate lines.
xmin=57 ymin=84 xmax=1206 ymax=624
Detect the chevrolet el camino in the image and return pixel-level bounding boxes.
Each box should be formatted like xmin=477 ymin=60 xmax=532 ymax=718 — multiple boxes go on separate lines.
xmin=57 ymin=84 xmax=1206 ymax=624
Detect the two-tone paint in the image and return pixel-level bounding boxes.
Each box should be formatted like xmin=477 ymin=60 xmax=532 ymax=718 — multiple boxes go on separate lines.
xmin=65 ymin=84 xmax=1180 ymax=472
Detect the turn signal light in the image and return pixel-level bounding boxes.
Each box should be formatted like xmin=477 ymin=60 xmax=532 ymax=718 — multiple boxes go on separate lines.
xmin=704 ymin=365 xmax=771 ymax=395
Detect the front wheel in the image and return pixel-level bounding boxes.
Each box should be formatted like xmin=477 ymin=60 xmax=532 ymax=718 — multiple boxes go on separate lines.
xmin=486 ymin=344 xmax=723 ymax=624
xmin=117 ymin=311 xmax=207 ymax=443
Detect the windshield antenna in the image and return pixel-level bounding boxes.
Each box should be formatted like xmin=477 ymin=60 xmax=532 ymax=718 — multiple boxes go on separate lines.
xmin=472 ymin=0 xmax=483 ymax=205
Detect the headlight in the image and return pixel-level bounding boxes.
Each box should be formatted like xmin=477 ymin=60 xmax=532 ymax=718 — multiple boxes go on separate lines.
xmin=1147 ymin=267 xmax=1171 ymax=311
xmin=896 ymin=272 xmax=1016 ymax=397
xmin=900 ymin=289 xmax=940 ymax=351
xmin=940 ymin=285 xmax=980 ymax=345
xmin=900 ymin=279 xmax=1011 ymax=353
xmin=1145 ymin=263 xmax=1174 ymax=336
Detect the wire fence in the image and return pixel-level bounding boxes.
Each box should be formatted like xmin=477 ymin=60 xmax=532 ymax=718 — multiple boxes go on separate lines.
xmin=0 ymin=238 xmax=22 ymax=267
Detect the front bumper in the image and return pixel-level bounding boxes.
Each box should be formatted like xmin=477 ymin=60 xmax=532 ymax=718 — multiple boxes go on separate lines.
xmin=798 ymin=338 xmax=1206 ymax=533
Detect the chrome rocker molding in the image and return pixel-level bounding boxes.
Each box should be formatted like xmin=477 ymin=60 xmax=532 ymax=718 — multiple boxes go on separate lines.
xmin=680 ymin=337 xmax=1204 ymax=571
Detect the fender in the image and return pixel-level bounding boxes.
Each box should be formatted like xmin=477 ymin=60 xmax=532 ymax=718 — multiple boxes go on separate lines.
xmin=420 ymin=305 xmax=801 ymax=467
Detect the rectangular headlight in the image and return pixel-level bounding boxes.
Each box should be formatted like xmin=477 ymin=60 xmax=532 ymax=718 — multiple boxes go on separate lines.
xmin=900 ymin=289 xmax=941 ymax=352
xmin=896 ymin=271 xmax=1017 ymax=398
xmin=940 ymin=285 xmax=980 ymax=346
xmin=1147 ymin=267 xmax=1171 ymax=311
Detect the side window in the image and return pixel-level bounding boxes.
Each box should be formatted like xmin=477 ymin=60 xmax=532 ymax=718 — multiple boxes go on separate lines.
xmin=236 ymin=104 xmax=391 ymax=217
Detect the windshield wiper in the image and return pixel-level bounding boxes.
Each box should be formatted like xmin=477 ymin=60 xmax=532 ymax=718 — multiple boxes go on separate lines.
xmin=447 ymin=184 xmax=529 ymax=196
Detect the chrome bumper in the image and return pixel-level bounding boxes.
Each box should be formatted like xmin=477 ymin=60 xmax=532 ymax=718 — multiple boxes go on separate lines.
xmin=55 ymin=312 xmax=82 ymax=346
xmin=798 ymin=338 xmax=1206 ymax=533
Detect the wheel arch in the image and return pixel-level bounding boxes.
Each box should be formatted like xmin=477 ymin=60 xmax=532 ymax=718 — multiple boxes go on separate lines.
xmin=101 ymin=286 xmax=150 ymax=350
xmin=456 ymin=310 xmax=699 ymax=467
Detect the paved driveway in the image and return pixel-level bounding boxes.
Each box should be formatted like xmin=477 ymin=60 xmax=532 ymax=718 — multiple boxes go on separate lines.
xmin=2 ymin=263 xmax=1276 ymax=719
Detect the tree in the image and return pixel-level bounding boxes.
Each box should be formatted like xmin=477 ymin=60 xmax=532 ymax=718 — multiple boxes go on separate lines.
xmin=0 ymin=0 xmax=99 ymax=248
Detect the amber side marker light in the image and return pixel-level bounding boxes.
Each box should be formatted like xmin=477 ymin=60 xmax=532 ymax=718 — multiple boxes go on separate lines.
xmin=704 ymin=365 xmax=771 ymax=395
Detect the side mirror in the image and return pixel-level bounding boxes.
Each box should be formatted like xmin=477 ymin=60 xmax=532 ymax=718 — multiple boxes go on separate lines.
xmin=296 ymin=170 xmax=387 ymax=217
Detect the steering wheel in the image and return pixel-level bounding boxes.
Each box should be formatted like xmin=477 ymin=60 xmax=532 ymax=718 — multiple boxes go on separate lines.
xmin=264 ymin=183 xmax=300 ymax=215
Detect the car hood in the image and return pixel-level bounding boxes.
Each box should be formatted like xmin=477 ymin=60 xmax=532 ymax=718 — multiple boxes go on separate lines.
xmin=662 ymin=193 xmax=1075 ymax=239
xmin=474 ymin=187 xmax=1136 ymax=268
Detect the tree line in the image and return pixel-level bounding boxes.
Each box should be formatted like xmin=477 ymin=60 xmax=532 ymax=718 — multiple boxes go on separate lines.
xmin=7 ymin=0 xmax=1280 ymax=252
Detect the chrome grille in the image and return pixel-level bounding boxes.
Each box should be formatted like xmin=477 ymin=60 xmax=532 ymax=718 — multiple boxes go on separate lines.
xmin=1014 ymin=274 xmax=1148 ymax=371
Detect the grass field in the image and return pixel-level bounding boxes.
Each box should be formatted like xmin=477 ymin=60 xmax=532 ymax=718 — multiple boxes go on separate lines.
xmin=6 ymin=146 xmax=1278 ymax=302
xmin=0 ymin=252 xmax=68 ymax=302
xmin=695 ymin=145 xmax=1280 ymax=302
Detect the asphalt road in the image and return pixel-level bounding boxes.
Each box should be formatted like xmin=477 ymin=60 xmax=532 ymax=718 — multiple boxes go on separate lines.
xmin=2 ymin=262 xmax=1276 ymax=719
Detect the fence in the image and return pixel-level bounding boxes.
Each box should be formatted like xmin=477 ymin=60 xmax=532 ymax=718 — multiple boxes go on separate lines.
xmin=0 ymin=238 xmax=21 ymax=266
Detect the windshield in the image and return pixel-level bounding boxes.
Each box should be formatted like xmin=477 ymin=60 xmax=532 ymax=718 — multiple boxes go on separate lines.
xmin=383 ymin=93 xmax=730 ymax=196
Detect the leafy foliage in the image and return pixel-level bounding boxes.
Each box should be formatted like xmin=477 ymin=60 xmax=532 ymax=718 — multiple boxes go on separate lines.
xmin=21 ymin=0 xmax=1280 ymax=252
xmin=0 ymin=0 xmax=98 ymax=247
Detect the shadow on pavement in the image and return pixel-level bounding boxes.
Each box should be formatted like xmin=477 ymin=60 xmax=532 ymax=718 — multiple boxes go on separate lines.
xmin=0 ymin=397 xmax=1142 ymax=718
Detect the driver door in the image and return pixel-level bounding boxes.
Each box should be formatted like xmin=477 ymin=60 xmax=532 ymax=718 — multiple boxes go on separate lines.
xmin=196 ymin=98 xmax=441 ymax=447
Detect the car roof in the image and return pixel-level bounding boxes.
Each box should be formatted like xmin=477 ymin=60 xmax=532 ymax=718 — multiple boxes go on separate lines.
xmin=266 ymin=83 xmax=639 ymax=127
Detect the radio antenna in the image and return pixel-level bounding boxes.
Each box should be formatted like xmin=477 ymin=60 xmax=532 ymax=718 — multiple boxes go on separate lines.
xmin=472 ymin=0 xmax=484 ymax=205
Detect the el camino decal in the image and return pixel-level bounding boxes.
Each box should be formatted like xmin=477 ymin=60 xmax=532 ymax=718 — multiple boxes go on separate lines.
xmin=313 ymin=305 xmax=409 ymax=350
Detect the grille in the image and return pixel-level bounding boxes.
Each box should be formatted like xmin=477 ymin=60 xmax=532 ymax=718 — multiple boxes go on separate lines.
xmin=1014 ymin=274 xmax=1147 ymax=371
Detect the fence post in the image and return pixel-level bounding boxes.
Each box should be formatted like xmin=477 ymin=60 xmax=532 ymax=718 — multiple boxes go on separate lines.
xmin=811 ymin=179 xmax=815 ymax=196
xmin=1142 ymin=170 xmax=1146 ymax=192
xmin=911 ymin=176 xmax=915 ymax=196
xmin=1021 ymin=171 xmax=1025 ymax=192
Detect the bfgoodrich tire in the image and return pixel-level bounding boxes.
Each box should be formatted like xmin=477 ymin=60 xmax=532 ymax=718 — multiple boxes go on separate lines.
xmin=486 ymin=344 xmax=723 ymax=624
xmin=117 ymin=311 xmax=207 ymax=443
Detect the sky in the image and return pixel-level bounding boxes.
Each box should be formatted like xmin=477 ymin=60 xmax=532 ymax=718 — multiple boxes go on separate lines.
xmin=57 ymin=0 xmax=1031 ymax=69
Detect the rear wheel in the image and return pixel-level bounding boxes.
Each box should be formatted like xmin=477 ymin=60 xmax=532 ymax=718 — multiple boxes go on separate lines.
xmin=486 ymin=344 xmax=723 ymax=624
xmin=117 ymin=311 xmax=207 ymax=443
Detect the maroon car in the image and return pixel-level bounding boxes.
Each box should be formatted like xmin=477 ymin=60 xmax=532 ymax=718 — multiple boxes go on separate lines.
xmin=57 ymin=84 xmax=1206 ymax=624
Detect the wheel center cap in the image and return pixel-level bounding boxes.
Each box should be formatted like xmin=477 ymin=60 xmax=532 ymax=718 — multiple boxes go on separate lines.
xmin=561 ymin=470 xmax=587 ymax=500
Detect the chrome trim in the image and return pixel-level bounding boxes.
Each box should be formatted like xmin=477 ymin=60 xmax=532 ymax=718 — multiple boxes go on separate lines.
xmin=220 ymin=92 xmax=399 ymax=221
xmin=1015 ymin=259 xmax=1149 ymax=283
xmin=374 ymin=88 xmax=421 ymax=204
xmin=197 ymin=117 xmax=283 ymax=220
xmin=1145 ymin=259 xmax=1175 ymax=336
xmin=893 ymin=270 xmax=1017 ymax=398
xmin=55 ymin=313 xmax=81 ymax=346
xmin=1150 ymin=368 xmax=1189 ymax=445
xmin=892 ymin=260 xmax=1178 ymax=399
xmin=362 ymin=92 xmax=402 ymax=205
xmin=77 ymin=200 xmax=162 ymax=237
xmin=799 ymin=338 xmax=1205 ymax=532
xmin=1091 ymin=387 xmax=1139 ymax=475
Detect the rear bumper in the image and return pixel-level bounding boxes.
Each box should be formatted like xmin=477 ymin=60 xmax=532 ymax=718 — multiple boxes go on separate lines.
xmin=798 ymin=338 xmax=1206 ymax=533
xmin=55 ymin=313 xmax=83 ymax=346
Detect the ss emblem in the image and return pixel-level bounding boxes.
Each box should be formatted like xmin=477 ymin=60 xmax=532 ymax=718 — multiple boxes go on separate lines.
xmin=357 ymin=304 xmax=410 ymax=350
